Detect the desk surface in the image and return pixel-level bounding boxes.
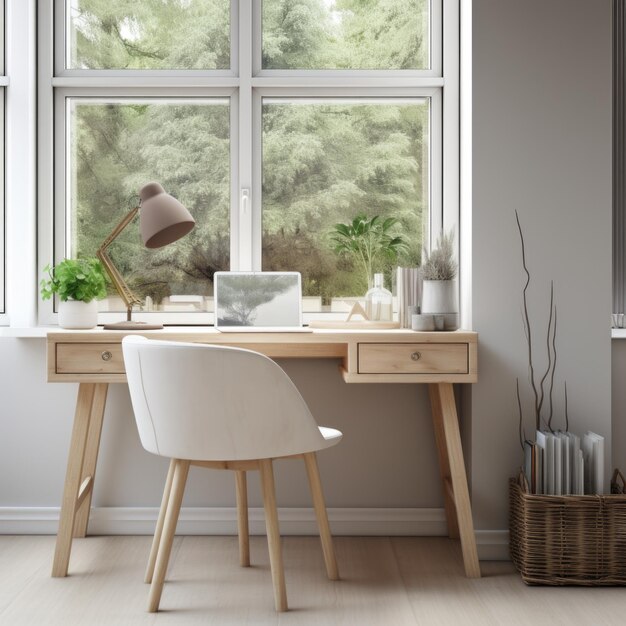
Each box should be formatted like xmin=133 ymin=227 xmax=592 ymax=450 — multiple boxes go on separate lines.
xmin=46 ymin=328 xmax=478 ymax=385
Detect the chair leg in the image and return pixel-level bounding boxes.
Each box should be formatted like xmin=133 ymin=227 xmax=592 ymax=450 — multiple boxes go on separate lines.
xmin=259 ymin=459 xmax=288 ymax=612
xmin=148 ymin=459 xmax=190 ymax=613
xmin=235 ymin=470 xmax=250 ymax=567
xmin=145 ymin=458 xmax=176 ymax=584
xmin=303 ymin=452 xmax=339 ymax=581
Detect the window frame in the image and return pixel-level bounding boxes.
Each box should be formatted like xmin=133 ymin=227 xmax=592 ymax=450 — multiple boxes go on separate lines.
xmin=0 ymin=0 xmax=6 ymax=323
xmin=0 ymin=94 xmax=5 ymax=321
xmin=614 ymin=0 xmax=626 ymax=316
xmin=38 ymin=0 xmax=458 ymax=326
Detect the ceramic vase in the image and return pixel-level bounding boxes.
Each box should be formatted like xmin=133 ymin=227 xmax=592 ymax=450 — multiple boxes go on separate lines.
xmin=58 ymin=299 xmax=98 ymax=329
xmin=421 ymin=280 xmax=458 ymax=330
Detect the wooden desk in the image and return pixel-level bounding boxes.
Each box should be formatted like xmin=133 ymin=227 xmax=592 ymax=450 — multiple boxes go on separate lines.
xmin=46 ymin=328 xmax=480 ymax=579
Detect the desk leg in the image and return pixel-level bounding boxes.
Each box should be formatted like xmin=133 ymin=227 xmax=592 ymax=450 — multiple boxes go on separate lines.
xmin=52 ymin=383 xmax=109 ymax=577
xmin=73 ymin=383 xmax=108 ymax=538
xmin=429 ymin=384 xmax=460 ymax=540
xmin=429 ymin=382 xmax=481 ymax=578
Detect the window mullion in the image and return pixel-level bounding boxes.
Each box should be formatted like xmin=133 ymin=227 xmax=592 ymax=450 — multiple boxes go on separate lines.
xmin=237 ymin=0 xmax=253 ymax=271
xmin=442 ymin=0 xmax=460 ymax=237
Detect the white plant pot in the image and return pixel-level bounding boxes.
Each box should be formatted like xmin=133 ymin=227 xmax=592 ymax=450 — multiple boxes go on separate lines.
xmin=421 ymin=280 xmax=457 ymax=314
xmin=58 ymin=299 xmax=98 ymax=329
xmin=421 ymin=281 xmax=458 ymax=331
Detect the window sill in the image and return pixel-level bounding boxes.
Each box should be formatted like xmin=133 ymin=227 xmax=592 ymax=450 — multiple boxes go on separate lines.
xmin=612 ymin=329 xmax=626 ymax=339
xmin=0 ymin=327 xmax=52 ymax=338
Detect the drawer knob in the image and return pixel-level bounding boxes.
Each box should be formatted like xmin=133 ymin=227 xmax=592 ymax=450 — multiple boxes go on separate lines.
xmin=101 ymin=351 xmax=113 ymax=362
xmin=410 ymin=351 xmax=421 ymax=362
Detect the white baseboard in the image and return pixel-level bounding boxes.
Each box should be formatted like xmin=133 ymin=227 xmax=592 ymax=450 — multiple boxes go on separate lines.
xmin=0 ymin=506 xmax=447 ymax=536
xmin=475 ymin=530 xmax=510 ymax=561
xmin=0 ymin=507 xmax=510 ymax=560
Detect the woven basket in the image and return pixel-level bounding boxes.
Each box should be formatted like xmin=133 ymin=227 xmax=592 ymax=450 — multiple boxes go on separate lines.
xmin=509 ymin=475 xmax=626 ymax=585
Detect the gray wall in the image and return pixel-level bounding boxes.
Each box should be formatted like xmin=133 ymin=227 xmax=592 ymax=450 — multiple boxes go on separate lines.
xmin=471 ymin=0 xmax=613 ymax=529
xmin=0 ymin=1 xmax=614 ymax=537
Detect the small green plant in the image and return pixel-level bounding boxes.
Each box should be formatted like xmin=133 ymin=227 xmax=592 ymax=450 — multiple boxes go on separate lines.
xmin=420 ymin=230 xmax=457 ymax=281
xmin=331 ymin=214 xmax=408 ymax=290
xmin=40 ymin=258 xmax=107 ymax=303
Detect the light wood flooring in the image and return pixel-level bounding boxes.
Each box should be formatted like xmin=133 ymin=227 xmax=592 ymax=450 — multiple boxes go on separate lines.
xmin=0 ymin=536 xmax=623 ymax=625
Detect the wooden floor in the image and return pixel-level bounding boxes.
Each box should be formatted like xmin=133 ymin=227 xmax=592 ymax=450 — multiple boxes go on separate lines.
xmin=0 ymin=536 xmax=623 ymax=625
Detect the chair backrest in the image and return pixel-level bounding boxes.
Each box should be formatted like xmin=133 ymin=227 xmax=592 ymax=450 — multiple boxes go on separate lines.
xmin=122 ymin=336 xmax=327 ymax=461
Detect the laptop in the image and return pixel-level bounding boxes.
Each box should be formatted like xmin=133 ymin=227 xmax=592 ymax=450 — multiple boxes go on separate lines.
xmin=214 ymin=271 xmax=312 ymax=333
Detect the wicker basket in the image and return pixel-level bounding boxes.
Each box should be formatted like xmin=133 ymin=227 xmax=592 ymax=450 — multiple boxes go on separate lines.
xmin=509 ymin=475 xmax=626 ymax=585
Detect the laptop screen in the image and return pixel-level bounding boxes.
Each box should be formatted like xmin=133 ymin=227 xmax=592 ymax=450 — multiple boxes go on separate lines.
xmin=214 ymin=272 xmax=302 ymax=328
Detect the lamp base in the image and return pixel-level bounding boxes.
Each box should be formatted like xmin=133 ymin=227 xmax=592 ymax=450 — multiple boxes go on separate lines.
xmin=102 ymin=320 xmax=164 ymax=330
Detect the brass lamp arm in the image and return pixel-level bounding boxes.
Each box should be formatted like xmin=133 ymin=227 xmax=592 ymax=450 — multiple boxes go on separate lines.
xmin=96 ymin=206 xmax=143 ymax=320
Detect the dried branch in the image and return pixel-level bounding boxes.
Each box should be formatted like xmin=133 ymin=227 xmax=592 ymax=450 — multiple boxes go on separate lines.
xmin=538 ymin=281 xmax=554 ymax=421
xmin=547 ymin=305 xmax=558 ymax=432
xmin=515 ymin=210 xmax=541 ymax=430
xmin=517 ymin=378 xmax=525 ymax=451
xmin=521 ymin=308 xmax=530 ymax=342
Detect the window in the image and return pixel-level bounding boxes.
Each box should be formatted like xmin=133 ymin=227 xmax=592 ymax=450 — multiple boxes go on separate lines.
xmin=67 ymin=97 xmax=231 ymax=307
xmin=40 ymin=0 xmax=457 ymax=324
xmin=0 ymin=1 xmax=5 ymax=320
xmin=261 ymin=98 xmax=431 ymax=301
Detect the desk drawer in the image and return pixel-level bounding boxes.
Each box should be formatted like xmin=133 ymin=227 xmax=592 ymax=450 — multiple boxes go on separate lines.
xmin=358 ymin=343 xmax=468 ymax=375
xmin=56 ymin=343 xmax=125 ymax=375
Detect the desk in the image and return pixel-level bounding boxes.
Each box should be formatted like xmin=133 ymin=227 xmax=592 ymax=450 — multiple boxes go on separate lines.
xmin=46 ymin=328 xmax=480 ymax=579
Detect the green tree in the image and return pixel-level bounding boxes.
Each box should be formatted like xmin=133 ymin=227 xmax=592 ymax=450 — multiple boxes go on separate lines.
xmin=72 ymin=0 xmax=230 ymax=69
xmin=335 ymin=0 xmax=429 ymax=69
xmin=261 ymin=101 xmax=427 ymax=300
xmin=263 ymin=0 xmax=429 ymax=69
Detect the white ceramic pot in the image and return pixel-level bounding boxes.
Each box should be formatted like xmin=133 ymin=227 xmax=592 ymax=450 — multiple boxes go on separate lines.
xmin=421 ymin=281 xmax=458 ymax=330
xmin=58 ymin=299 xmax=98 ymax=329
xmin=421 ymin=280 xmax=457 ymax=314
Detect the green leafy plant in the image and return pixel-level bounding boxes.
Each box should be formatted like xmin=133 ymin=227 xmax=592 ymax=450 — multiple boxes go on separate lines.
xmin=40 ymin=258 xmax=108 ymax=303
xmin=331 ymin=214 xmax=408 ymax=290
xmin=420 ymin=230 xmax=457 ymax=281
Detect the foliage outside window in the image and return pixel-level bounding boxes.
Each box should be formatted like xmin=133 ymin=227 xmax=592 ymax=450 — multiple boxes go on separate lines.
xmin=262 ymin=99 xmax=428 ymax=304
xmin=46 ymin=0 xmax=451 ymax=320
xmin=262 ymin=0 xmax=430 ymax=70
xmin=68 ymin=0 xmax=230 ymax=70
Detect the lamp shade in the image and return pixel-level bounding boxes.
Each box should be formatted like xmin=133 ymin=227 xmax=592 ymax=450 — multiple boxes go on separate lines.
xmin=139 ymin=182 xmax=195 ymax=249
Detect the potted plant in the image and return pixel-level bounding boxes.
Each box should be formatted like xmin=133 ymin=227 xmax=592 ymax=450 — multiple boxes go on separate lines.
xmin=41 ymin=258 xmax=107 ymax=329
xmin=331 ymin=214 xmax=407 ymax=292
xmin=420 ymin=230 xmax=458 ymax=329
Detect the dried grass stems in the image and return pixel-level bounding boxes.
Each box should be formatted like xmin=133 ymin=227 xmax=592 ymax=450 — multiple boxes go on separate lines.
xmin=420 ymin=230 xmax=457 ymax=281
xmin=515 ymin=211 xmax=568 ymax=450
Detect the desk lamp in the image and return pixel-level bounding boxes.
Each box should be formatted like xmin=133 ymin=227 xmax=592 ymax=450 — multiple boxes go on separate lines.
xmin=97 ymin=182 xmax=195 ymax=330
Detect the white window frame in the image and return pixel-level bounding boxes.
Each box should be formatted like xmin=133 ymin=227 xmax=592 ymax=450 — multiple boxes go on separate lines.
xmin=38 ymin=0 xmax=458 ymax=326
xmin=3 ymin=0 xmax=40 ymax=328
xmin=0 ymin=0 xmax=6 ymax=323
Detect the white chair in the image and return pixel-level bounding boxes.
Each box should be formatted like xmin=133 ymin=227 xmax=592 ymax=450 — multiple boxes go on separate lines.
xmin=122 ymin=336 xmax=342 ymax=613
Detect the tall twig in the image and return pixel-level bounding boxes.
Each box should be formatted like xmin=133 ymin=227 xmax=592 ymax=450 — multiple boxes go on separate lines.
xmin=517 ymin=378 xmax=525 ymax=450
xmin=515 ymin=211 xmax=541 ymax=430
xmin=537 ymin=281 xmax=554 ymax=421
xmin=547 ymin=305 xmax=558 ymax=432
